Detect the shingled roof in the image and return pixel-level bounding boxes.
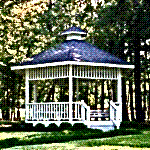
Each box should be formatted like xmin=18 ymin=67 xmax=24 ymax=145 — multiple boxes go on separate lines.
xmin=20 ymin=40 xmax=131 ymax=66
xmin=16 ymin=26 xmax=132 ymax=67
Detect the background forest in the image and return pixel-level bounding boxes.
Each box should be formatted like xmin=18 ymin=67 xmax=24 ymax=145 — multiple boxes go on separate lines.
xmin=0 ymin=0 xmax=149 ymax=122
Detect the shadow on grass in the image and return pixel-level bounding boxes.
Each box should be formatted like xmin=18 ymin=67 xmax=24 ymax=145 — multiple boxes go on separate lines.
xmin=0 ymin=129 xmax=141 ymax=149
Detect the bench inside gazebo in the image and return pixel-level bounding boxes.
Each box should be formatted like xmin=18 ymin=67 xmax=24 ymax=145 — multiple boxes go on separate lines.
xmin=11 ymin=26 xmax=134 ymax=131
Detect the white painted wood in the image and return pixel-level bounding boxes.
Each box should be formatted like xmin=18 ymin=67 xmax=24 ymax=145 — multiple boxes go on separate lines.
xmin=26 ymin=101 xmax=92 ymax=122
xmin=11 ymin=61 xmax=134 ymax=70
xmin=26 ymin=100 xmax=117 ymax=132
xmin=25 ymin=69 xmax=29 ymax=121
xmin=26 ymin=102 xmax=70 ymax=120
xmin=90 ymin=110 xmax=109 ymax=119
xmin=69 ymin=65 xmax=73 ymax=122
xmin=66 ymin=34 xmax=83 ymax=40
xmin=61 ymin=31 xmax=87 ymax=36
xmin=110 ymin=100 xmax=121 ymax=129
xmin=117 ymin=69 xmax=122 ymax=123
xmin=87 ymin=106 xmax=90 ymax=122
xmin=110 ymin=100 xmax=116 ymax=121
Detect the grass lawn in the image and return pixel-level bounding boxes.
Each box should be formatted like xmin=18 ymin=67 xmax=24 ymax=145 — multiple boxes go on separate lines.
xmin=0 ymin=129 xmax=150 ymax=149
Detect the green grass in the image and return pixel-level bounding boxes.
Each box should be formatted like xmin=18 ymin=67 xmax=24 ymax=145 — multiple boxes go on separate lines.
xmin=72 ymin=131 xmax=150 ymax=148
xmin=0 ymin=129 xmax=144 ymax=149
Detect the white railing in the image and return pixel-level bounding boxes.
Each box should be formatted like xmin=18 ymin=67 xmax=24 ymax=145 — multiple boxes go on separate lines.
xmin=72 ymin=100 xmax=90 ymax=121
xmin=26 ymin=100 xmax=90 ymax=122
xmin=26 ymin=102 xmax=69 ymax=121
xmin=110 ymin=100 xmax=121 ymax=129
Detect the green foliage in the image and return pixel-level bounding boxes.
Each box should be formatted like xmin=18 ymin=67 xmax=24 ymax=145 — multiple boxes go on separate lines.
xmin=34 ymin=123 xmax=45 ymax=131
xmin=120 ymin=121 xmax=150 ymax=130
xmin=72 ymin=123 xmax=87 ymax=131
xmin=46 ymin=123 xmax=59 ymax=131
xmin=59 ymin=122 xmax=72 ymax=131
xmin=0 ymin=0 xmax=149 ymax=122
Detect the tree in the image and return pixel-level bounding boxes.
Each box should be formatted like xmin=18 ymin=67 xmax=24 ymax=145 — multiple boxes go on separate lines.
xmin=95 ymin=0 xmax=150 ymax=121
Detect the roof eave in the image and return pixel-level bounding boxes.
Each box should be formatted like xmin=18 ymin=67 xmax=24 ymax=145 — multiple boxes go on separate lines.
xmin=11 ymin=61 xmax=135 ymax=70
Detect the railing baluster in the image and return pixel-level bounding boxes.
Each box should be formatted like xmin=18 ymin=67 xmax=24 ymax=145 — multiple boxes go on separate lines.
xmin=67 ymin=104 xmax=68 ymax=118
xmin=76 ymin=104 xmax=78 ymax=119
xmin=78 ymin=104 xmax=80 ymax=119
xmin=51 ymin=104 xmax=53 ymax=119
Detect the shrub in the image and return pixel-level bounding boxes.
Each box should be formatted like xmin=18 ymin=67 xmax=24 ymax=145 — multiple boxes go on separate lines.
xmin=34 ymin=123 xmax=45 ymax=131
xmin=120 ymin=121 xmax=139 ymax=129
xmin=12 ymin=123 xmax=21 ymax=130
xmin=72 ymin=123 xmax=87 ymax=131
xmin=46 ymin=123 xmax=59 ymax=131
xmin=24 ymin=123 xmax=33 ymax=131
xmin=59 ymin=122 xmax=72 ymax=131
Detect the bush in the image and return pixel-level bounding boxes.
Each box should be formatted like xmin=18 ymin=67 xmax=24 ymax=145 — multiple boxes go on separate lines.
xmin=34 ymin=123 xmax=45 ymax=131
xmin=120 ymin=121 xmax=150 ymax=130
xmin=120 ymin=121 xmax=139 ymax=129
xmin=72 ymin=123 xmax=87 ymax=131
xmin=23 ymin=123 xmax=32 ymax=130
xmin=59 ymin=122 xmax=72 ymax=131
xmin=46 ymin=123 xmax=59 ymax=131
xmin=12 ymin=122 xmax=21 ymax=130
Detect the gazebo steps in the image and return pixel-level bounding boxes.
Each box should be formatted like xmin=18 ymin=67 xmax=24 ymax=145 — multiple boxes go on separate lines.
xmin=88 ymin=121 xmax=115 ymax=132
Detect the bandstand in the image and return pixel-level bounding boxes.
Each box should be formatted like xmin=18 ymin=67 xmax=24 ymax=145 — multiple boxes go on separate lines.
xmin=11 ymin=26 xmax=134 ymax=131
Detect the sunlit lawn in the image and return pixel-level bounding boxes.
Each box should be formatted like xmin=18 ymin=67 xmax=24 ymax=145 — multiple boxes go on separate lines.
xmin=0 ymin=129 xmax=150 ymax=149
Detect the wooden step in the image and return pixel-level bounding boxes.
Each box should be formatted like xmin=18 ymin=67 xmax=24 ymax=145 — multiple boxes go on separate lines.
xmin=88 ymin=121 xmax=115 ymax=132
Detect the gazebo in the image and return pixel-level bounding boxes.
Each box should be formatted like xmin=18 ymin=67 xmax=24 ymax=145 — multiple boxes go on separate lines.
xmin=11 ymin=26 xmax=134 ymax=131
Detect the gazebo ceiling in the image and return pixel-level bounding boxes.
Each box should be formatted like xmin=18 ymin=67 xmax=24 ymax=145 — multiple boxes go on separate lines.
xmin=20 ymin=39 xmax=131 ymax=66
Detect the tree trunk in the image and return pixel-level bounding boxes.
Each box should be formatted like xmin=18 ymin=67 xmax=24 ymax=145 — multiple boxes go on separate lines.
xmin=85 ymin=80 xmax=88 ymax=105
xmin=95 ymin=80 xmax=98 ymax=110
xmin=6 ymin=75 xmax=10 ymax=120
xmin=12 ymin=73 xmax=16 ymax=121
xmin=134 ymin=39 xmax=143 ymax=122
xmin=129 ymin=79 xmax=134 ymax=121
xmin=148 ymin=75 xmax=150 ymax=119
xmin=101 ymin=80 xmax=104 ymax=111
xmin=52 ymin=80 xmax=55 ymax=102
xmin=122 ymin=77 xmax=129 ymax=121
xmin=112 ymin=80 xmax=117 ymax=102
xmin=17 ymin=75 xmax=21 ymax=121
xmin=107 ymin=80 xmax=111 ymax=101
xmin=143 ymin=50 xmax=147 ymax=120
xmin=129 ymin=45 xmax=135 ymax=121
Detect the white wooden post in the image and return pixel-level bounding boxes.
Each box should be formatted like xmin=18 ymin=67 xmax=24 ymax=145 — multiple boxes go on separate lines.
xmin=117 ymin=69 xmax=122 ymax=128
xmin=87 ymin=106 xmax=90 ymax=127
xmin=81 ymin=100 xmax=85 ymax=120
xmin=69 ymin=65 xmax=73 ymax=123
xmin=25 ymin=69 xmax=29 ymax=121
